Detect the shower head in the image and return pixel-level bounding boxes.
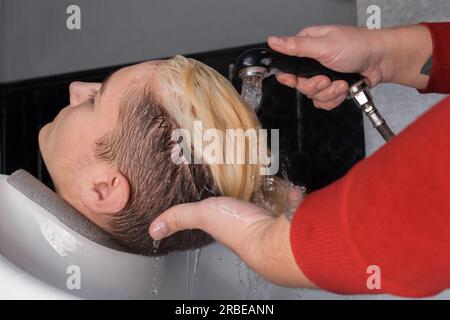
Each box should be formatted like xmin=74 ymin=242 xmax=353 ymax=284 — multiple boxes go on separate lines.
xmin=235 ymin=48 xmax=362 ymax=84
xmin=238 ymin=66 xmax=268 ymax=79
xmin=234 ymin=48 xmax=395 ymax=141
xmin=236 ymin=49 xmax=274 ymax=80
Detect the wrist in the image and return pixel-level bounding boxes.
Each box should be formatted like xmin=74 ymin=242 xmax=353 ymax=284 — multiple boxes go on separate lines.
xmin=364 ymin=27 xmax=400 ymax=85
xmin=254 ymin=215 xmax=315 ymax=287
xmin=382 ymin=25 xmax=432 ymax=88
xmin=377 ymin=28 xmax=399 ymax=84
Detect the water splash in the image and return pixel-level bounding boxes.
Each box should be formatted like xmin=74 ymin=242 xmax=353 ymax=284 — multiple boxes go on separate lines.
xmin=193 ymin=248 xmax=201 ymax=282
xmin=281 ymin=169 xmax=290 ymax=185
xmin=236 ymin=258 xmax=246 ymax=299
xmin=241 ymin=76 xmax=264 ymax=112
xmin=152 ymin=255 xmax=160 ymax=296
xmin=295 ymin=288 xmax=308 ymax=299
xmin=153 ymin=256 xmax=160 ymax=268
xmin=252 ymin=175 xmax=290 ymax=216
xmin=237 ymin=259 xmax=270 ymax=299
xmin=186 ymin=250 xmax=191 ymax=297
xmin=208 ymin=201 xmax=250 ymax=223
xmin=186 ymin=249 xmax=201 ymax=299
xmin=152 ymin=239 xmax=161 ymax=255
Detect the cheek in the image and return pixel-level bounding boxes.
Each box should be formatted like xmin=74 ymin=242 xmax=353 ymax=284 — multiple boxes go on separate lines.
xmin=44 ymin=106 xmax=95 ymax=169
xmin=60 ymin=110 xmax=94 ymax=157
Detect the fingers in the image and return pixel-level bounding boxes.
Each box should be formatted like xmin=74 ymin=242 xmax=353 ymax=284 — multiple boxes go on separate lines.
xmin=268 ymin=35 xmax=326 ymax=59
xmin=275 ymin=73 xmax=298 ymax=88
xmin=313 ymin=94 xmax=347 ymax=110
xmin=275 ymin=73 xmax=348 ymax=110
xmin=313 ymin=80 xmax=348 ymax=102
xmin=149 ymin=196 xmax=275 ymax=244
xmin=149 ymin=197 xmax=256 ymax=259
xmin=276 ymin=74 xmax=330 ymax=95
xmin=268 ymin=25 xmax=335 ymax=57
xmin=297 ymin=25 xmax=335 ymax=37
xmin=149 ymin=201 xmax=204 ymax=240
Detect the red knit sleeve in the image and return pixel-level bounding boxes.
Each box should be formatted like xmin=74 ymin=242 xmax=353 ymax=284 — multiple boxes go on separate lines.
xmin=419 ymin=22 xmax=450 ymax=94
xmin=290 ymin=96 xmax=450 ymax=297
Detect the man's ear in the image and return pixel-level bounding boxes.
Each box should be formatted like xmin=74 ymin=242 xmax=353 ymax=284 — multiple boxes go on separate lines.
xmin=80 ymin=167 xmax=130 ymax=215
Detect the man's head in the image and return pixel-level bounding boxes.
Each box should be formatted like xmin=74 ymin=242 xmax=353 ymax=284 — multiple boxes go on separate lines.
xmin=39 ymin=56 xmax=261 ymax=255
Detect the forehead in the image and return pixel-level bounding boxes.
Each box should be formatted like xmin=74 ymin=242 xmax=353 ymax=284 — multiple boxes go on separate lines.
xmin=106 ymin=60 xmax=162 ymax=95
xmin=100 ymin=60 xmax=162 ymax=118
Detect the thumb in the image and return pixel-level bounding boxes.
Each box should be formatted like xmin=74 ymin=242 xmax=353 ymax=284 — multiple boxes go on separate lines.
xmin=149 ymin=202 xmax=204 ymax=240
xmin=268 ymin=35 xmax=326 ymax=60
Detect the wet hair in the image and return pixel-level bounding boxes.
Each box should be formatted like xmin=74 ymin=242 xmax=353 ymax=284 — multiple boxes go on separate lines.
xmin=95 ymin=88 xmax=216 ymax=255
xmin=95 ymin=56 xmax=277 ymax=256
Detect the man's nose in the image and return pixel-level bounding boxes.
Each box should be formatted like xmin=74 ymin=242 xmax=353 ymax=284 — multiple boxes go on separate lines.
xmin=69 ymin=81 xmax=101 ymax=106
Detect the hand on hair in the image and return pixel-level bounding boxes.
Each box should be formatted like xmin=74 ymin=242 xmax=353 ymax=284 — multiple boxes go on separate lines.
xmin=148 ymin=188 xmax=316 ymax=288
xmin=268 ymin=24 xmax=432 ymax=110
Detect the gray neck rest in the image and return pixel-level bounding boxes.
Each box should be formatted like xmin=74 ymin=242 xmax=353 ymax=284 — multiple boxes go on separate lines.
xmin=7 ymin=169 xmax=129 ymax=253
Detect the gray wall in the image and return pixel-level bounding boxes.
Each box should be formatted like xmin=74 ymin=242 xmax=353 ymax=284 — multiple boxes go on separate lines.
xmin=0 ymin=0 xmax=356 ymax=83
xmin=357 ymin=0 xmax=450 ymax=155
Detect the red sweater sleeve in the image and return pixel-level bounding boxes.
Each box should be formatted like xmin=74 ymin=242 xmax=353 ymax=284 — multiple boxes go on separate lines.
xmin=290 ymin=22 xmax=450 ymax=298
xmin=420 ymin=22 xmax=450 ymax=93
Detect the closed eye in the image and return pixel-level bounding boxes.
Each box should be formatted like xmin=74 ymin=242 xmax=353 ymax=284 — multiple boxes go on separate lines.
xmin=88 ymin=91 xmax=98 ymax=106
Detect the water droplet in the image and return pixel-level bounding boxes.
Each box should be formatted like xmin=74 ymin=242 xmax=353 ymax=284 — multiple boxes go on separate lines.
xmin=153 ymin=256 xmax=160 ymax=269
xmin=152 ymin=239 xmax=161 ymax=254
xmin=218 ymin=256 xmax=223 ymax=261
xmin=296 ymin=288 xmax=307 ymax=299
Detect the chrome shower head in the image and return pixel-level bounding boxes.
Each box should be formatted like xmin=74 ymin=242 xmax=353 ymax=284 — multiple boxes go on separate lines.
xmin=234 ymin=47 xmax=395 ymax=141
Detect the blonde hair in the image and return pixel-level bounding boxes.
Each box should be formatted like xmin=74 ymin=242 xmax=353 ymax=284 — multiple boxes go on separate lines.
xmin=98 ymin=55 xmax=289 ymax=255
xmin=155 ymin=55 xmax=262 ymax=201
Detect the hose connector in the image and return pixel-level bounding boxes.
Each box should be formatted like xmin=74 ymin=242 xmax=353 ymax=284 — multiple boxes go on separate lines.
xmin=348 ymin=79 xmax=395 ymax=141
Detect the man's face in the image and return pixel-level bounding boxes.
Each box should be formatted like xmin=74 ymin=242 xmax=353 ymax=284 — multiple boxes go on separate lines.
xmin=39 ymin=60 xmax=161 ymax=227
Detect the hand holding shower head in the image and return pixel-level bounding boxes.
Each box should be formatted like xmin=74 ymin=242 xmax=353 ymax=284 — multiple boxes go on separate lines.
xmin=236 ymin=48 xmax=362 ymax=84
xmin=235 ymin=48 xmax=395 ymax=142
